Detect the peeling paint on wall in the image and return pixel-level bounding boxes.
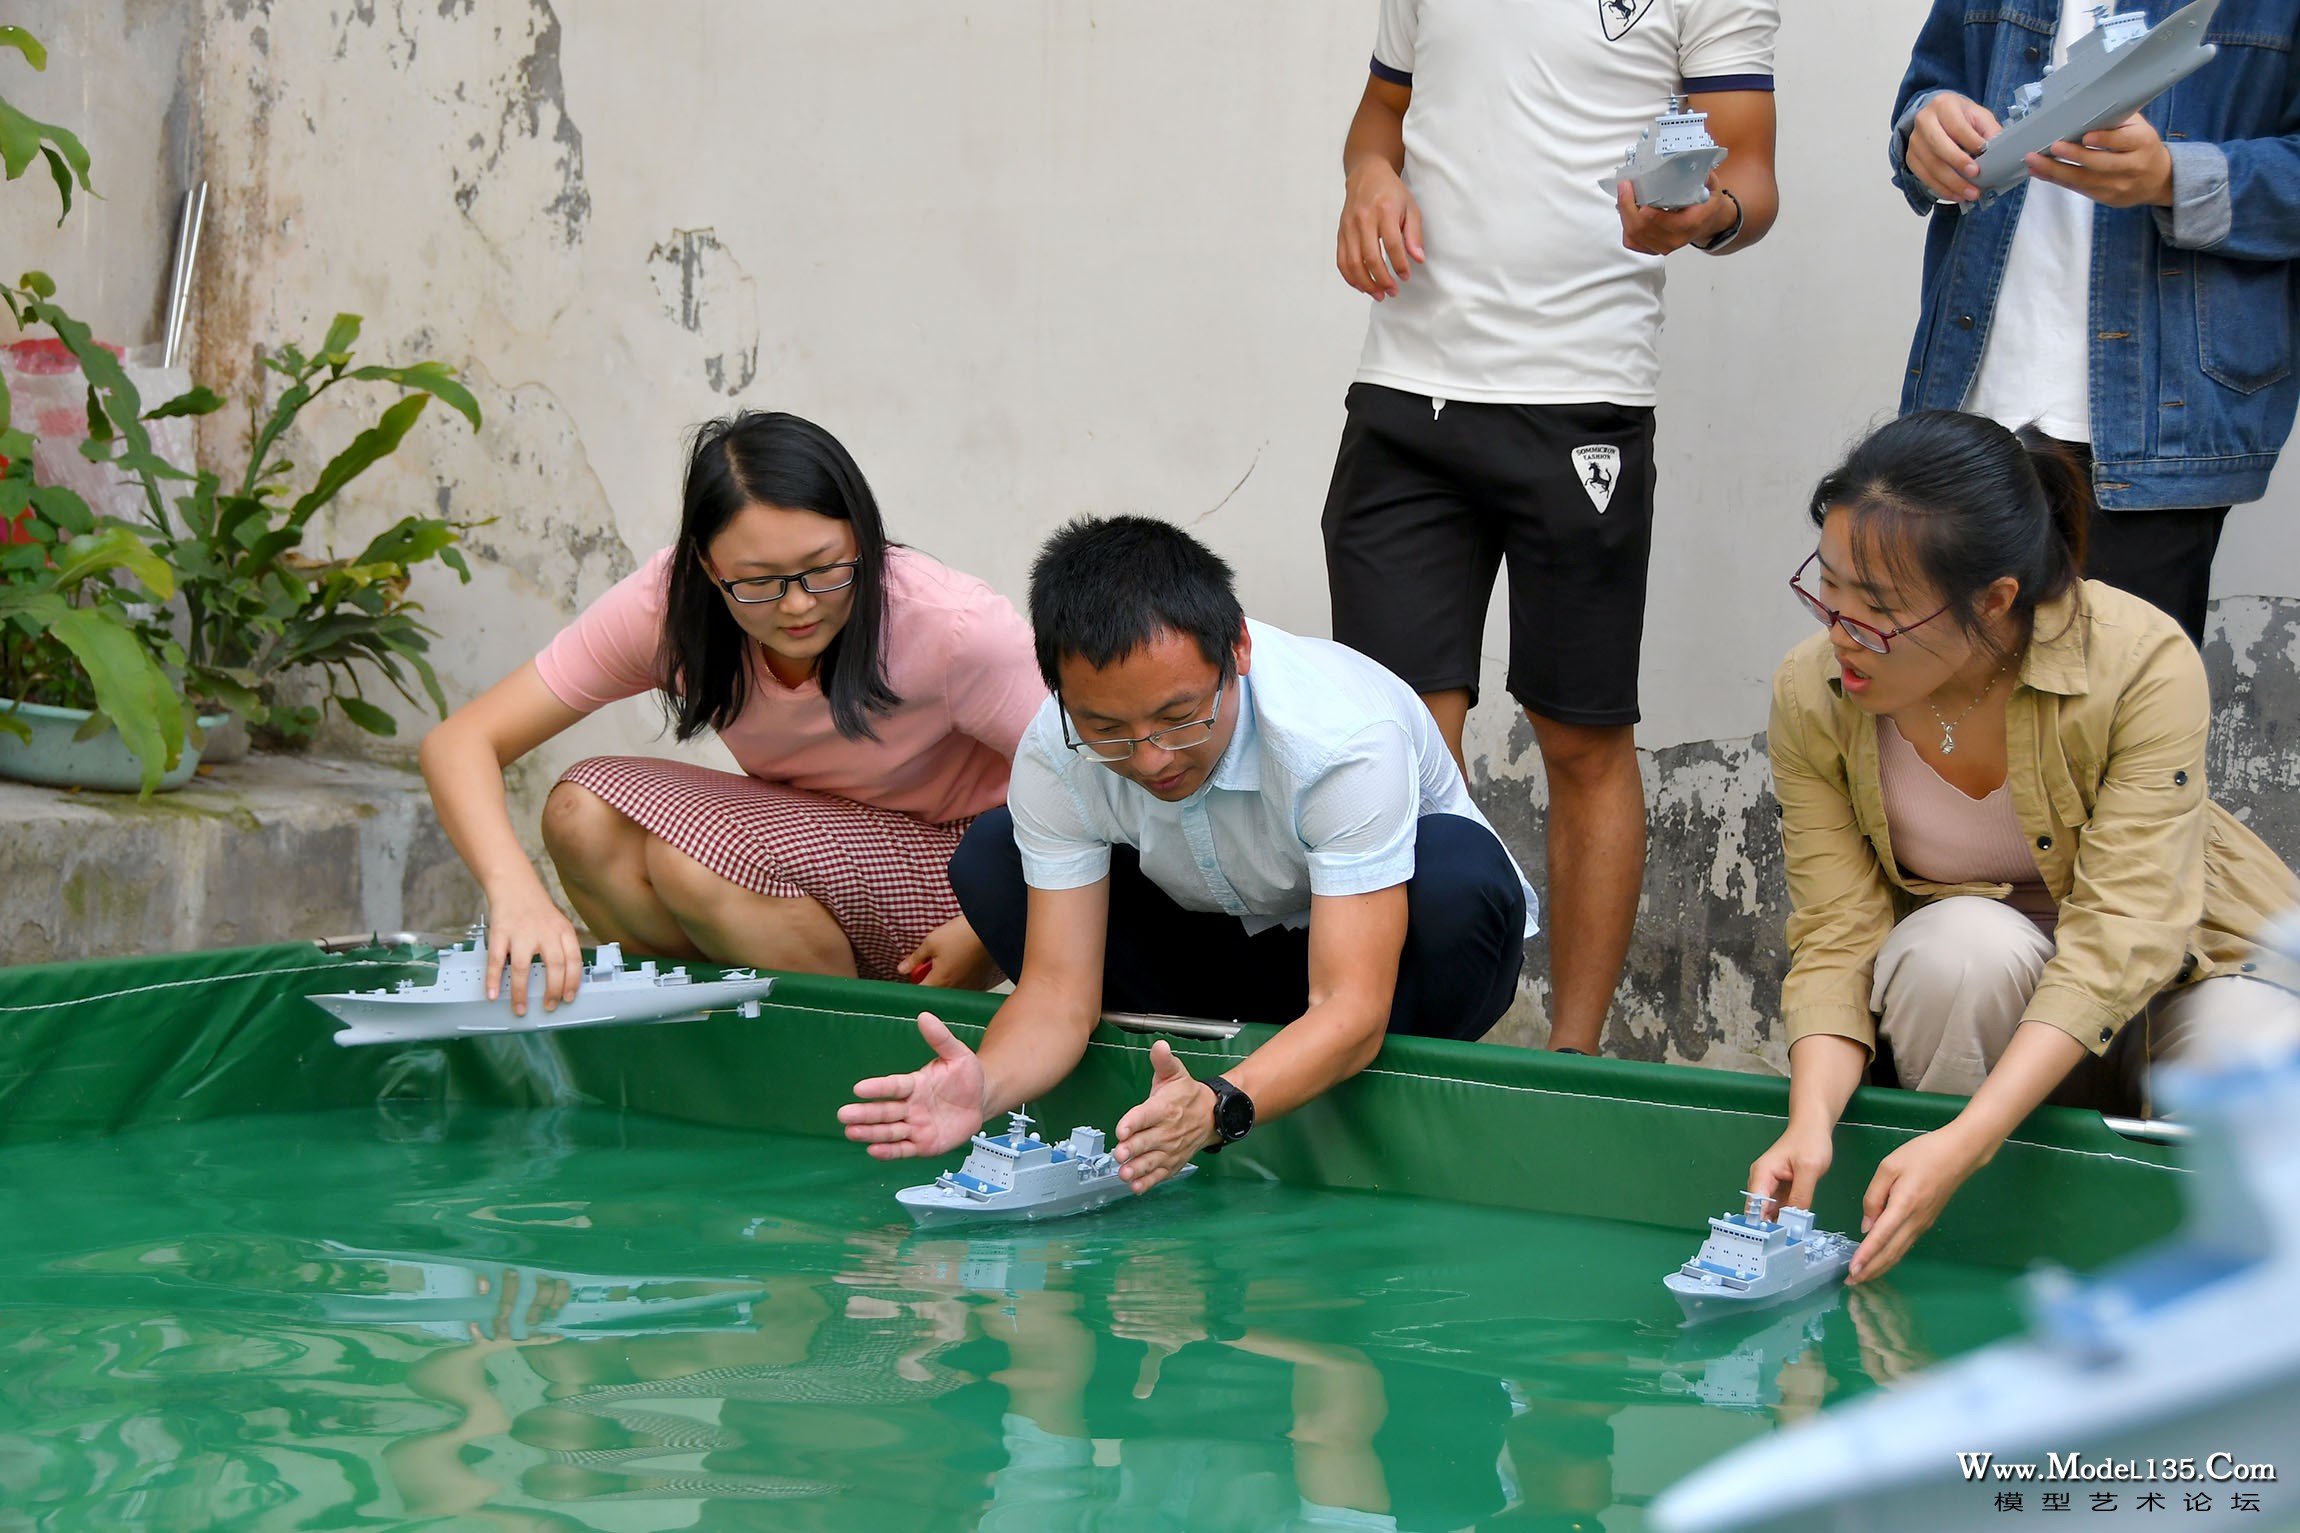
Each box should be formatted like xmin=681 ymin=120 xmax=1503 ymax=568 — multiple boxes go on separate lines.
xmin=646 ymin=228 xmax=761 ymax=397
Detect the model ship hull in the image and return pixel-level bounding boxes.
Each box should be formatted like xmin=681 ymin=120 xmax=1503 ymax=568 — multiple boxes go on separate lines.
xmin=897 ymin=1163 xmax=1194 ymax=1229
xmin=1971 ymin=0 xmax=2220 ymax=195
xmin=311 ymin=967 xmax=777 ymax=1046
xmin=1665 ymin=1249 xmax=1851 ymax=1324
xmin=1613 ymin=145 xmax=1727 ymax=211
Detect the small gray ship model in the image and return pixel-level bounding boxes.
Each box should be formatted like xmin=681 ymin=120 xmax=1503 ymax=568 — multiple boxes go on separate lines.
xmin=896 ymin=1110 xmax=1195 ymax=1229
xmin=1666 ymin=1191 xmax=1857 ymax=1324
xmin=1969 ymin=0 xmax=2221 ymax=198
xmin=309 ymin=924 xmax=776 ymax=1046
xmin=1603 ymin=95 xmax=1729 ymax=210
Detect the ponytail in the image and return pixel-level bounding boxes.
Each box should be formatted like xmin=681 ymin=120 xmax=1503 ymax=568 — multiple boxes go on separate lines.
xmin=2014 ymin=424 xmax=2091 ymax=599
xmin=1808 ymin=411 xmax=2089 ymax=655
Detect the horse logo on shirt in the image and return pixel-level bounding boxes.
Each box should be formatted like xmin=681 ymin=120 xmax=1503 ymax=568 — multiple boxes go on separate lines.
xmin=1599 ymin=0 xmax=1658 ymax=41
xmin=1572 ymin=445 xmax=1622 ymax=512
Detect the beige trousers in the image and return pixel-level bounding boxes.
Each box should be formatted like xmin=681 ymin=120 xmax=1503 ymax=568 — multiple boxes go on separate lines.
xmin=1871 ymin=895 xmax=2265 ymax=1114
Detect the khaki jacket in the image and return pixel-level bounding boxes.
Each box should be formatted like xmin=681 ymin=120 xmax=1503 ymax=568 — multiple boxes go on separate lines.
xmin=1771 ymin=580 xmax=2298 ymax=1058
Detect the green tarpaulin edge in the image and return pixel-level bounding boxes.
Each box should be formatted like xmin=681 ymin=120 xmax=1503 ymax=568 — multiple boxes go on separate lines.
xmin=0 ymin=942 xmax=2184 ymax=1270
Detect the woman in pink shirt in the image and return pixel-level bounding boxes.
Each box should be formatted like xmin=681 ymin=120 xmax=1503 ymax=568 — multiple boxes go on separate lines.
xmin=419 ymin=411 xmax=1045 ymax=1009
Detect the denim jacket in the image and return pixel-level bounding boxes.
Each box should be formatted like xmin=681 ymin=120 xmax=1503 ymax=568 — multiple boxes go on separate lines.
xmin=1889 ymin=0 xmax=2300 ymax=510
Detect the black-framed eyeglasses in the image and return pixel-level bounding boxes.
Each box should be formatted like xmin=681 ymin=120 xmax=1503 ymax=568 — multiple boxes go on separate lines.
xmin=1790 ymin=552 xmax=1948 ymax=656
xmin=1060 ymin=681 xmax=1225 ymax=763
xmin=713 ymin=560 xmax=861 ymax=605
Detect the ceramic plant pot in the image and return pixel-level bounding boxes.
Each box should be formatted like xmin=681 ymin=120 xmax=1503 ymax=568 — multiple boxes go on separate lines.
xmin=0 ymin=698 xmax=229 ymax=793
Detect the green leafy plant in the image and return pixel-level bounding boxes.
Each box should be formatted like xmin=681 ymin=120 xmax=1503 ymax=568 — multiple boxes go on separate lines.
xmin=2 ymin=24 xmax=482 ymax=787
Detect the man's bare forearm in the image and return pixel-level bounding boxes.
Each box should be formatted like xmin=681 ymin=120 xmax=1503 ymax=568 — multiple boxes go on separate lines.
xmin=974 ymin=982 xmax=1100 ymax=1118
xmin=1343 ymin=88 xmax=1406 ymax=179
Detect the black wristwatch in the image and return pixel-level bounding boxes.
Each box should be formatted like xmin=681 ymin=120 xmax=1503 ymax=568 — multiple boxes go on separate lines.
xmin=1203 ymin=1074 xmax=1255 ymax=1153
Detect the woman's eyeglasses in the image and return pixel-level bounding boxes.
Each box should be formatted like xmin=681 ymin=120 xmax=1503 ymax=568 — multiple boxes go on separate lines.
xmin=713 ymin=560 xmax=861 ymax=605
xmin=1789 ymin=552 xmax=1947 ymax=655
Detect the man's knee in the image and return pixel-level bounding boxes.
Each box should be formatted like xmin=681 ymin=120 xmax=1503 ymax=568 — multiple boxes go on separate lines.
xmin=949 ymin=809 xmax=1027 ymax=973
xmin=1398 ymin=815 xmax=1526 ymax=1038
xmin=1525 ymin=716 xmax=1638 ymax=788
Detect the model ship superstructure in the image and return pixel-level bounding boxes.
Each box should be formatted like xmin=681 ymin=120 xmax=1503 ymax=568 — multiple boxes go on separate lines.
xmin=1665 ymin=1191 xmax=1857 ymax=1324
xmin=309 ymin=925 xmax=777 ymax=1046
xmin=1968 ymin=0 xmax=2221 ymax=198
xmin=896 ymin=1110 xmax=1195 ymax=1228
xmin=1603 ymin=95 xmax=1729 ymax=210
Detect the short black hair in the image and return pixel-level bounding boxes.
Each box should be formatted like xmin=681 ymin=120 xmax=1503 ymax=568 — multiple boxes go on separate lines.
xmin=1027 ymin=515 xmax=1244 ymax=690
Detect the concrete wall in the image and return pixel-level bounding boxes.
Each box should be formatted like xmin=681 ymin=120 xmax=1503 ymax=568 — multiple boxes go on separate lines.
xmin=8 ymin=3 xmax=2298 ymax=1048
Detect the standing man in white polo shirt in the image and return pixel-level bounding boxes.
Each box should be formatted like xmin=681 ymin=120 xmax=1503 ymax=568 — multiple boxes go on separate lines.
xmin=1321 ymin=0 xmax=1781 ymax=1056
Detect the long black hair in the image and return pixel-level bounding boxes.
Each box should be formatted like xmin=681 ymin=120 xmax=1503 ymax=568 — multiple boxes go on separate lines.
xmin=660 ymin=411 xmax=900 ymax=742
xmin=1027 ymin=515 xmax=1246 ymax=690
xmin=1809 ymin=410 xmax=2092 ymax=657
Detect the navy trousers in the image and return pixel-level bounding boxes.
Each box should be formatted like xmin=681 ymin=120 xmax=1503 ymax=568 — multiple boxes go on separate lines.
xmin=948 ymin=809 xmax=1526 ymax=1041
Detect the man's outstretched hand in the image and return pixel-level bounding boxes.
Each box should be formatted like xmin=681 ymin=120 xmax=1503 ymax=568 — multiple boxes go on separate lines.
xmin=839 ymin=1012 xmax=989 ymax=1160
xmin=1113 ymin=1040 xmax=1216 ymax=1195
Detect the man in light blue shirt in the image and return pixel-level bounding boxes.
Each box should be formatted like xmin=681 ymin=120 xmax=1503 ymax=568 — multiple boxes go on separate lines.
xmin=838 ymin=516 xmax=1536 ymax=1192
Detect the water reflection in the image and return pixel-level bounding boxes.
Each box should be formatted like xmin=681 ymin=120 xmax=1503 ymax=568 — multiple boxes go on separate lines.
xmin=0 ymin=1108 xmax=2019 ymax=1530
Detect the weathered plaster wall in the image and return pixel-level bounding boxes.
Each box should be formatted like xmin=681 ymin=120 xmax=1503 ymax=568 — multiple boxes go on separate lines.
xmin=5 ymin=0 xmax=196 ymax=351
xmin=7 ymin=5 xmax=2297 ymax=1048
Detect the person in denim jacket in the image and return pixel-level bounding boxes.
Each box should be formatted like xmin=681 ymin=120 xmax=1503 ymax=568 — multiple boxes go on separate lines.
xmin=1887 ymin=0 xmax=2300 ymax=646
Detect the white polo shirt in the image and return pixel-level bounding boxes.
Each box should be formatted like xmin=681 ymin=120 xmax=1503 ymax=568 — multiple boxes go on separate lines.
xmin=1008 ymin=620 xmax=1539 ymax=936
xmin=1357 ymin=0 xmax=1778 ymax=407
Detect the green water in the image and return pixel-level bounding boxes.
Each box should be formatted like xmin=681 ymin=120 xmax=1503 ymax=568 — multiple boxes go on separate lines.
xmin=0 ymin=1108 xmax=2025 ymax=1531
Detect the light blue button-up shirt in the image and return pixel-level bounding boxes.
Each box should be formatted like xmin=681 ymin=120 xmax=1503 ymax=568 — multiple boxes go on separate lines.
xmin=1008 ymin=620 xmax=1538 ymax=936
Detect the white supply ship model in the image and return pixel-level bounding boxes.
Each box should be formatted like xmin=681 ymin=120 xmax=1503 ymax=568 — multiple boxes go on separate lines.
xmin=897 ymin=1110 xmax=1196 ymax=1228
xmin=311 ymin=1245 xmax=767 ymax=1340
xmin=309 ymin=924 xmax=776 ymax=1046
xmin=1969 ymin=0 xmax=2221 ymax=197
xmin=1666 ymin=1191 xmax=1857 ymax=1324
xmin=1603 ymin=95 xmax=1729 ymax=210
xmin=1652 ymin=923 xmax=2300 ymax=1533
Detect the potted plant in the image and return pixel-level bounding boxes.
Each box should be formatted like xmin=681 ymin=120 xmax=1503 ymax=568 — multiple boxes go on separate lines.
xmin=1 ymin=26 xmax=481 ymax=791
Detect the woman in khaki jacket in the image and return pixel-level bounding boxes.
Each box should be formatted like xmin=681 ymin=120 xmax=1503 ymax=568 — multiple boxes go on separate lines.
xmin=1751 ymin=411 xmax=2297 ymax=1284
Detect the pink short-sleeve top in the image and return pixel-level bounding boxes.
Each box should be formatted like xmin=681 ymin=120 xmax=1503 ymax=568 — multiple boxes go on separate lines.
xmin=534 ymin=544 xmax=1046 ymax=825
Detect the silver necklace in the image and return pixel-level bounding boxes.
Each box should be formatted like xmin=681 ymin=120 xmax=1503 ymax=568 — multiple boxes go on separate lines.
xmin=1926 ymin=659 xmax=2011 ymax=755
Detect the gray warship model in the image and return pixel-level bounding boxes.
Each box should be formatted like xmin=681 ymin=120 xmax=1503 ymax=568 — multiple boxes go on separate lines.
xmin=1666 ymin=1191 xmax=1857 ymax=1324
xmin=896 ymin=1110 xmax=1196 ymax=1228
xmin=308 ymin=925 xmax=777 ymax=1046
xmin=1603 ymin=95 xmax=1729 ymax=210
xmin=1969 ymin=0 xmax=2221 ymax=198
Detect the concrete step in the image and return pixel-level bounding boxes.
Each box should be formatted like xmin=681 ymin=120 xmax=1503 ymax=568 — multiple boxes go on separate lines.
xmin=0 ymin=753 xmax=478 ymax=965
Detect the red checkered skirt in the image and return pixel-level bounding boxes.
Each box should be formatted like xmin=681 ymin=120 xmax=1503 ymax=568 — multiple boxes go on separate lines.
xmin=557 ymin=756 xmax=974 ymax=982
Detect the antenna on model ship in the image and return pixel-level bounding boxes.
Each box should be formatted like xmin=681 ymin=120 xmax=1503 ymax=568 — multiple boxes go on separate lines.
xmin=1741 ymin=1189 xmax=1772 ymax=1222
xmin=1006 ymin=1108 xmax=1036 ymax=1140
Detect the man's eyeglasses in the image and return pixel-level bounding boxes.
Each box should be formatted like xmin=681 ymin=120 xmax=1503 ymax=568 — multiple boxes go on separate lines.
xmin=1789 ymin=552 xmax=1948 ymax=656
xmin=713 ymin=560 xmax=861 ymax=605
xmin=1061 ymin=681 xmax=1225 ymax=763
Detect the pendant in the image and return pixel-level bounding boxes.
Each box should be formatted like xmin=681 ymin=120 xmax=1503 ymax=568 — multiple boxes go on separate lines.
xmin=1939 ymin=732 xmax=1956 ymax=755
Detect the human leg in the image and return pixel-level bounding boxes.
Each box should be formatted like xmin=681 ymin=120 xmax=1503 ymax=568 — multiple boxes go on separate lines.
xmin=553 ymin=757 xmax=969 ymax=979
xmin=950 ymin=808 xmax=1312 ymax=1024
xmin=1489 ymin=402 xmax=1658 ymax=1055
xmin=1522 ymin=716 xmax=1642 ymax=1055
xmin=1390 ymin=814 xmax=1527 ymax=1040
xmin=1321 ymin=382 xmax=1501 ymax=774
xmin=541 ymin=778 xmax=702 ymax=957
xmin=2080 ymin=499 xmax=2229 ymax=649
xmin=1871 ymin=897 xmax=2055 ymax=1095
xmin=642 ymin=835 xmax=859 ymax=976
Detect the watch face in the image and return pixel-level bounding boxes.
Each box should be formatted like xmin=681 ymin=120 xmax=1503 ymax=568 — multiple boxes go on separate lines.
xmin=1213 ymin=1080 xmax=1253 ymax=1140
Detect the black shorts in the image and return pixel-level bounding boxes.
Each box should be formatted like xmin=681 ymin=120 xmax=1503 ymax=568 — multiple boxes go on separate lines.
xmin=1320 ymin=382 xmax=1657 ymax=726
